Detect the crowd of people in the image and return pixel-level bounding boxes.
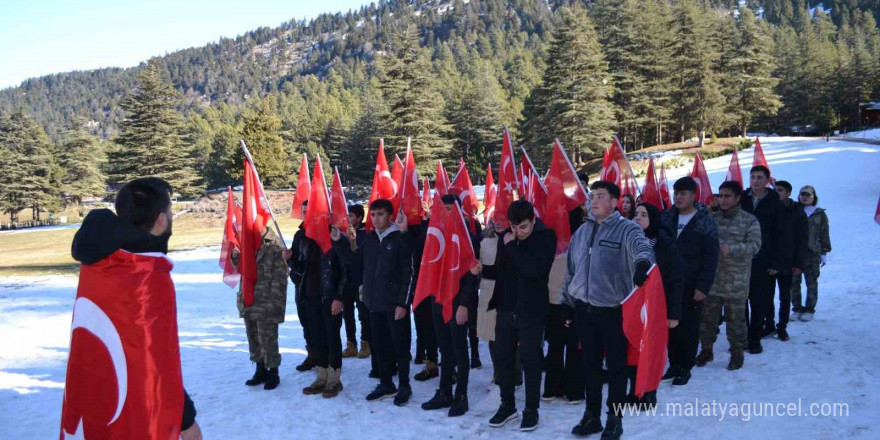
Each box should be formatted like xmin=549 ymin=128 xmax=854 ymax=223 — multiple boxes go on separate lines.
xmin=228 ymin=163 xmax=832 ymax=439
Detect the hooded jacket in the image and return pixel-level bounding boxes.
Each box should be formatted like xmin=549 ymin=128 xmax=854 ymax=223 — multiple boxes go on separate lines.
xmin=561 ymin=212 xmax=655 ymax=308
xmin=71 ymin=209 xmax=197 ymax=431
xmin=335 ymin=223 xmax=413 ymax=311
xmin=660 ymin=204 xmax=719 ymax=301
xmin=741 ymin=188 xmax=792 ymax=271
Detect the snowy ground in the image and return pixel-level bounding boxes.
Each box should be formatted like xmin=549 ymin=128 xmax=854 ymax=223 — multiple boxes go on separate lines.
xmin=841 ymin=127 xmax=880 ymax=140
xmin=1 ymin=137 xmax=879 ymax=439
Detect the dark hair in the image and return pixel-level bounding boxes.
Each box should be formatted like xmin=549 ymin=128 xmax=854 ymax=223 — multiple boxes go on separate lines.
xmin=507 ymin=200 xmax=535 ymax=225
xmin=637 ymin=203 xmax=661 ymax=239
xmin=620 ymin=194 xmax=636 ymax=219
xmin=719 ymin=180 xmax=743 ymax=195
xmin=673 ymin=176 xmax=697 ymax=193
xmin=577 ymin=172 xmax=589 ymax=185
xmin=115 ymin=177 xmax=173 ymax=230
xmin=348 ymin=204 xmax=364 ymax=219
xmin=301 ymin=200 xmax=308 ymax=207
xmin=775 ymin=180 xmax=792 ymax=192
xmin=441 ymin=194 xmax=459 ymax=206
xmin=589 ymin=181 xmax=621 ymax=199
xmin=369 ymin=199 xmax=394 ymax=215
xmin=750 ymin=165 xmax=770 ymax=178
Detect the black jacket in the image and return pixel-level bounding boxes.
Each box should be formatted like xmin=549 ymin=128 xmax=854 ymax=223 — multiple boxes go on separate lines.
xmin=488 ymin=219 xmax=556 ymax=323
xmin=783 ymin=200 xmax=810 ymax=271
xmin=654 ymin=226 xmax=686 ymax=320
xmin=660 ymin=204 xmax=719 ymax=302
xmin=741 ymin=188 xmax=792 ymax=271
xmin=343 ymin=224 xmax=367 ymax=289
xmin=289 ymin=225 xmax=322 ymax=300
xmin=71 ymin=209 xmax=197 ymax=431
xmin=320 ymin=247 xmax=348 ymax=302
xmin=335 ymin=224 xmax=413 ymax=311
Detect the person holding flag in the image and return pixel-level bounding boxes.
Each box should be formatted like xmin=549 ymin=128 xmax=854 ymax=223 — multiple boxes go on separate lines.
xmin=332 ymin=199 xmax=415 ymax=406
xmin=290 ymin=202 xmax=320 ymax=373
xmin=67 ymin=178 xmax=201 ymax=439
xmin=696 ymin=180 xmax=761 ymax=371
xmin=659 ymin=177 xmax=719 ymax=386
xmin=419 ymin=195 xmax=482 ymax=417
xmin=630 ymin=202 xmax=685 ymax=407
xmin=487 ymin=200 xmax=556 ymax=432
xmin=560 ymin=181 xmax=654 ymax=440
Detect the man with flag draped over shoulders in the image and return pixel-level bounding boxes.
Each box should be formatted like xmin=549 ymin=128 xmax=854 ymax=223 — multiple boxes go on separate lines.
xmin=64 ymin=177 xmax=201 ymax=440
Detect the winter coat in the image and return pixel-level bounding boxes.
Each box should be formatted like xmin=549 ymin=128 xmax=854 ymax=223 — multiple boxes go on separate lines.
xmin=561 ymin=212 xmax=655 ymax=308
xmin=654 ymin=226 xmax=685 ymax=320
xmin=805 ymin=207 xmax=831 ymax=255
xmin=320 ymin=247 xmax=348 ymax=302
xmin=741 ymin=188 xmax=792 ymax=271
xmin=335 ymin=223 xmax=413 ymax=311
xmin=235 ymin=227 xmax=289 ymax=323
xmin=711 ymin=206 xmax=762 ymax=299
xmin=289 ymin=225 xmax=321 ymax=301
xmin=488 ymin=219 xmax=556 ymax=323
xmin=343 ymin=224 xmax=367 ymax=289
xmin=477 ymin=234 xmax=499 ymax=341
xmin=660 ymin=204 xmax=719 ymax=302
xmin=71 ymin=208 xmax=197 ymax=430
xmin=783 ymin=200 xmax=810 ymax=271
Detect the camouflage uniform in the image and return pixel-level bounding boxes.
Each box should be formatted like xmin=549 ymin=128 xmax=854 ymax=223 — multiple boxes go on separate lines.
xmin=701 ymin=207 xmax=761 ymax=351
xmin=234 ymin=228 xmax=289 ymax=368
xmin=791 ymin=207 xmax=831 ymax=313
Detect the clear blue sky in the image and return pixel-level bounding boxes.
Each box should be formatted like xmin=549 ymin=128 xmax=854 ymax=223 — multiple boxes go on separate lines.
xmin=0 ymin=0 xmax=368 ymax=89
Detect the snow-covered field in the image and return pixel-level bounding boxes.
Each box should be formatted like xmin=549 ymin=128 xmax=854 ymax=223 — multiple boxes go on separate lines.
xmin=1 ymin=137 xmax=879 ymax=439
xmin=841 ymin=127 xmax=880 ymax=140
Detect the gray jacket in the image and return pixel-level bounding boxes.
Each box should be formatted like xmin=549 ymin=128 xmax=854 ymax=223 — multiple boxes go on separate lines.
xmin=561 ymin=212 xmax=655 ymax=307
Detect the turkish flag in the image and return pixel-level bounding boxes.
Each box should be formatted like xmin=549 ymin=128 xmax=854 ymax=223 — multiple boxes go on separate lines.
xmin=600 ymin=136 xmax=640 ymax=209
xmin=305 ymin=156 xmax=333 ymax=253
xmin=521 ymin=148 xmax=547 ymax=219
xmin=421 ymin=176 xmax=432 ymax=215
xmin=725 ymin=148 xmax=744 ymax=187
xmin=690 ymin=152 xmax=714 ymax=205
xmin=451 ymin=161 xmax=479 ymax=229
xmin=413 ymin=193 xmax=449 ymax=310
xmin=518 ymin=161 xmax=528 ymax=199
xmin=392 ymin=154 xmax=404 ymax=215
xmin=241 ymin=159 xmax=271 ymax=307
xmin=641 ymin=157 xmax=664 ymax=210
xmin=219 ymin=186 xmax=242 ymax=288
xmin=330 ymin=167 xmax=350 ymax=232
xmin=544 ymin=139 xmax=589 ymax=254
xmin=367 ymin=139 xmax=397 ymax=231
xmin=493 ymin=127 xmax=519 ymax=229
xmin=482 ymin=164 xmax=497 ymax=226
xmin=291 ymin=153 xmax=310 ymax=219
xmin=399 ymin=143 xmax=422 ymax=225
xmin=622 ymin=266 xmax=668 ymax=398
xmin=659 ymin=164 xmax=672 ymax=209
xmin=752 ymin=137 xmax=770 ymax=171
xmin=60 ymin=250 xmax=184 ymax=440
xmin=438 ymin=202 xmax=478 ymax=323
xmin=435 ymin=160 xmax=450 ymax=196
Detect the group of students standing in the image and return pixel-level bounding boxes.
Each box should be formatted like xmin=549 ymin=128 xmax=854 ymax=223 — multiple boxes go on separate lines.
xmin=232 ymin=164 xmax=831 ymax=440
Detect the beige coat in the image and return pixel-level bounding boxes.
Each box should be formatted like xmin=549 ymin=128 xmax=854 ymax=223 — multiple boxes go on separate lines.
xmin=548 ymin=253 xmax=568 ymax=305
xmin=477 ymin=236 xmax=498 ymax=341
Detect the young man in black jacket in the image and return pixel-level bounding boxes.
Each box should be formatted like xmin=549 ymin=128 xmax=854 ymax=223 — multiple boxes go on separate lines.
xmin=421 ymin=197 xmax=482 ymax=417
xmin=741 ymin=166 xmax=793 ymax=353
xmin=333 ymin=199 xmax=415 ymax=406
xmin=773 ymin=181 xmax=808 ymax=341
xmin=70 ymin=178 xmax=201 ymax=439
xmin=290 ymin=202 xmax=319 ymax=373
xmin=659 ymin=177 xmax=719 ymax=386
xmin=488 ymin=200 xmax=556 ymax=432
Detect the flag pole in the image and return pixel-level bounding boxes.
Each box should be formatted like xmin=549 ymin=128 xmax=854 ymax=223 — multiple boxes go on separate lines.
xmin=240 ymin=140 xmax=287 ymax=249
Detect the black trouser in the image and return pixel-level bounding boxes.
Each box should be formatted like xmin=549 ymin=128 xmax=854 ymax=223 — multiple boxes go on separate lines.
xmin=667 ymin=300 xmax=702 ymax=373
xmin=775 ymin=272 xmax=792 ymax=330
xmin=544 ymin=304 xmax=584 ymax=400
xmin=468 ymin=303 xmax=479 ymax=359
xmin=496 ymin=311 xmax=544 ymax=411
xmin=573 ymin=301 xmax=627 ymax=418
xmin=414 ymin=298 xmax=438 ymax=363
xmin=295 ymin=291 xmax=311 ymax=353
xmin=342 ymin=284 xmax=370 ymax=344
xmin=433 ymin=302 xmax=470 ymax=398
xmin=371 ymin=308 xmax=412 ymax=387
xmin=305 ymin=297 xmax=342 ymax=369
xmin=747 ymin=259 xmax=776 ymax=343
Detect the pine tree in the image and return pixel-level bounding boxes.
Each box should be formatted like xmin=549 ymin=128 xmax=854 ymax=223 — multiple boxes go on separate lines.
xmin=520 ymin=6 xmax=616 ymax=165
xmin=58 ymin=117 xmax=106 ymax=205
xmin=378 ymin=24 xmax=453 ymax=177
xmin=239 ymin=97 xmax=289 ymax=187
xmin=0 ymin=110 xmax=57 ymax=221
xmin=728 ymin=8 xmax=783 ymax=136
xmin=448 ymin=60 xmax=507 ymax=180
xmin=108 ymin=59 xmax=201 ymax=197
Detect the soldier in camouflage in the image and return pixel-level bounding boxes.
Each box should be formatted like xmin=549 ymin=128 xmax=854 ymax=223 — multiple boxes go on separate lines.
xmin=232 ymin=225 xmax=290 ymax=390
xmin=697 ymin=181 xmax=762 ymax=371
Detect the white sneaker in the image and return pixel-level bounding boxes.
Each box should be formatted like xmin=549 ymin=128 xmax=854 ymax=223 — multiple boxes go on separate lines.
xmin=800 ymin=312 xmax=814 ymax=322
xmin=791 ymin=311 xmax=802 ymax=321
